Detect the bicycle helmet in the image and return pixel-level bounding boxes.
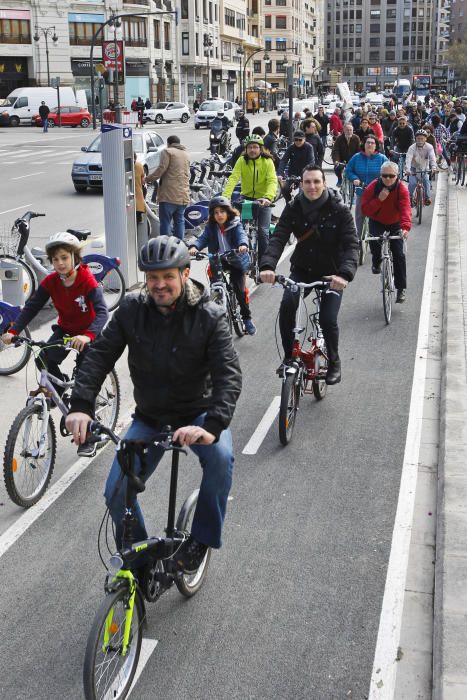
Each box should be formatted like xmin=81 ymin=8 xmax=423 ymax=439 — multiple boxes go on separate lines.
xmin=45 ymin=231 xmax=84 ymax=253
xmin=208 ymin=195 xmax=231 ymax=212
xmin=415 ymin=129 xmax=428 ymax=137
xmin=138 ymin=236 xmax=190 ymax=271
xmin=243 ymin=134 xmax=264 ymax=146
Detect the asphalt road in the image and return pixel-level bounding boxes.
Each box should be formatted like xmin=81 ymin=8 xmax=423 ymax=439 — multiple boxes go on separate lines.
xmin=0 ymin=117 xmax=435 ymax=699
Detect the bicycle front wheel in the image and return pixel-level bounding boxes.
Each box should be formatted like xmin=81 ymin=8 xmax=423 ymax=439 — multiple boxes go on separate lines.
xmin=3 ymin=403 xmax=56 ymax=507
xmin=359 ymin=218 xmax=369 ymax=266
xmin=100 ymin=267 xmax=125 ymax=312
xmin=312 ymin=342 xmax=328 ymax=400
xmin=83 ymin=587 xmax=144 ymax=700
xmin=416 ymin=188 xmax=423 ymax=225
xmin=94 ymin=369 xmax=121 ymax=444
xmin=175 ymin=490 xmax=212 ymax=598
xmin=382 ymin=258 xmax=394 ymax=325
xmin=0 ymin=326 xmax=32 ymax=375
xmin=278 ymin=372 xmax=300 ymax=446
xmin=0 ymin=255 xmax=36 ymax=303
xmin=228 ymin=290 xmax=245 ymax=338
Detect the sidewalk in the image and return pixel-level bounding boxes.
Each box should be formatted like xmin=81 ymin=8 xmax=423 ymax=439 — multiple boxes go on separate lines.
xmin=433 ymin=179 xmax=467 ymax=698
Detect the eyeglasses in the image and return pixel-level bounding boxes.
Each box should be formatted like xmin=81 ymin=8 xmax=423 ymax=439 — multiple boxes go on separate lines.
xmin=381 ymin=173 xmax=396 ymax=179
xmin=294 ymin=138 xmax=305 ymax=142
xmin=366 ymin=141 xmax=376 ymax=146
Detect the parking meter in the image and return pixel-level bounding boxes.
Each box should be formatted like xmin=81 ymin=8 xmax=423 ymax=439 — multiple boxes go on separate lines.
xmin=101 ymin=123 xmax=142 ymax=288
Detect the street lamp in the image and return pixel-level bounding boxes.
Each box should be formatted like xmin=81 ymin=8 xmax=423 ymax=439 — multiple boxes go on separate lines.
xmin=297 ymin=59 xmax=303 ymax=97
xmin=203 ymin=33 xmax=214 ymax=99
xmin=237 ymin=46 xmax=245 ymax=108
xmin=33 ymin=25 xmax=58 ymax=87
xmin=108 ymin=13 xmax=122 ymax=123
xmin=282 ymin=55 xmax=289 ymax=101
xmin=263 ymin=52 xmax=271 ymax=112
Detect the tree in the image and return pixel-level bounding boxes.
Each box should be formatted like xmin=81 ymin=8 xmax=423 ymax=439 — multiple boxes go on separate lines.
xmin=447 ymin=40 xmax=467 ymax=80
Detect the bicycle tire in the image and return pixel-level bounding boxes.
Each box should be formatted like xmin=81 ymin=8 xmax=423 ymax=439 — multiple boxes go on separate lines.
xmin=228 ymin=290 xmax=245 ymax=338
xmin=359 ymin=218 xmax=369 ymax=266
xmin=95 ymin=369 xmax=121 ymax=446
xmin=323 ymin=151 xmax=334 ymax=166
xmin=175 ymin=489 xmax=212 ymax=598
xmin=0 ymin=255 xmax=36 ymax=303
xmin=312 ymin=341 xmax=328 ymax=400
xmin=417 ymin=187 xmax=423 ymax=226
xmin=462 ymin=157 xmax=467 ymax=187
xmin=83 ymin=586 xmax=144 ymax=700
xmin=382 ymin=258 xmax=393 ymax=325
xmin=3 ymin=403 xmax=56 ymax=507
xmin=278 ymin=372 xmax=300 ymax=446
xmin=210 ymin=289 xmax=232 ymax=334
xmin=100 ymin=267 xmax=125 ymax=312
xmin=0 ymin=326 xmax=32 ymax=375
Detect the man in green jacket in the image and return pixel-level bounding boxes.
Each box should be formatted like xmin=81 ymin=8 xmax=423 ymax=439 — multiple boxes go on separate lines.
xmin=223 ymin=134 xmax=277 ymax=262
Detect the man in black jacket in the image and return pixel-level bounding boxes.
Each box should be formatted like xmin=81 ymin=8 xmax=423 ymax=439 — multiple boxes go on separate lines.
xmin=235 ymin=111 xmax=250 ymax=143
xmin=260 ymin=165 xmax=359 ymax=385
xmin=263 ymin=118 xmax=280 ymax=166
xmin=66 ymin=236 xmax=242 ymax=575
xmin=303 ymin=119 xmax=324 ymax=167
xmin=277 ymin=130 xmax=315 ymax=202
xmin=39 ymin=101 xmax=50 ymax=133
xmin=331 ymin=122 xmax=361 ymax=185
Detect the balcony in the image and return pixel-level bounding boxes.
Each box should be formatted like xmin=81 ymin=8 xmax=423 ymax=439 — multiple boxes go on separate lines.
xmin=0 ymin=32 xmax=31 ymax=44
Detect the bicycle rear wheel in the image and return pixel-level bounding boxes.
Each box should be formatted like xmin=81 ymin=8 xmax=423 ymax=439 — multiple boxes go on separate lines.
xmin=3 ymin=403 xmax=56 ymax=507
xmin=278 ymin=372 xmax=300 ymax=446
xmin=100 ymin=267 xmax=125 ymax=312
xmin=312 ymin=342 xmax=328 ymax=400
xmin=0 ymin=326 xmax=31 ymax=375
xmin=94 ymin=369 xmax=121 ymax=444
xmin=0 ymin=255 xmax=36 ymax=303
xmin=359 ymin=218 xmax=369 ymax=266
xmin=83 ymin=587 xmax=144 ymax=700
xmin=175 ymin=489 xmax=211 ymax=598
xmin=382 ymin=258 xmax=394 ymax=325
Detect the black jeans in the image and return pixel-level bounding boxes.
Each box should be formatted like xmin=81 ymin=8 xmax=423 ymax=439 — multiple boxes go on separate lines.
xmin=368 ymin=220 xmax=407 ymax=290
xmin=279 ymin=268 xmax=343 ymax=362
xmin=36 ymin=325 xmax=88 ymax=394
xmin=224 ymin=264 xmax=251 ymax=320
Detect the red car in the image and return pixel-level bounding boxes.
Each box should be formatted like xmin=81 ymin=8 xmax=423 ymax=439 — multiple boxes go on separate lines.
xmin=33 ymin=106 xmax=91 ymax=128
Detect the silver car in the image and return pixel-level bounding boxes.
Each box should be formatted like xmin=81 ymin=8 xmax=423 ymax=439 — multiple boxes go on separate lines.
xmin=71 ymin=130 xmax=165 ymax=192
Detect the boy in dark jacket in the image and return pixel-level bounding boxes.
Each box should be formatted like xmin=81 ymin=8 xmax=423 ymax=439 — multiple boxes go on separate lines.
xmin=277 ymin=130 xmax=315 ymax=202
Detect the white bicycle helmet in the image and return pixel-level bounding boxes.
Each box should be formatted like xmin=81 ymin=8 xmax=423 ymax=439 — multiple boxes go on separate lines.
xmin=45 ymin=231 xmax=84 ymax=253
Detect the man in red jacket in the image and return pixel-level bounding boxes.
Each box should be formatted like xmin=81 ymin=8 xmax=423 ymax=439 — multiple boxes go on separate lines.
xmin=329 ymin=107 xmax=344 ymax=138
xmin=361 ymin=160 xmax=412 ymax=303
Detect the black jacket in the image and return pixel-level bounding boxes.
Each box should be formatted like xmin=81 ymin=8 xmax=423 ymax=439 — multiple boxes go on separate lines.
xmin=390 ymin=125 xmax=414 ymax=152
xmin=331 ymin=133 xmax=361 ymax=164
xmin=263 ymin=131 xmax=279 ymax=164
xmin=39 ymin=104 xmax=50 ymax=119
xmin=305 ymin=133 xmax=324 ymax=165
xmin=235 ymin=116 xmax=250 ymax=141
xmin=260 ymin=190 xmax=359 ymax=282
xmin=69 ymin=279 xmax=242 ymax=440
xmin=277 ymin=142 xmax=315 ymax=177
xmin=313 ymin=112 xmax=329 ymax=136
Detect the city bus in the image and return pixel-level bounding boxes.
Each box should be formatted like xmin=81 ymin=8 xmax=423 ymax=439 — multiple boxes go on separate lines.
xmin=412 ymin=74 xmax=431 ymax=98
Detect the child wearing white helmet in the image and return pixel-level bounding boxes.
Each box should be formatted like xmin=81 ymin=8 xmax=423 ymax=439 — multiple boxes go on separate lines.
xmin=1 ymin=232 xmax=108 ymax=455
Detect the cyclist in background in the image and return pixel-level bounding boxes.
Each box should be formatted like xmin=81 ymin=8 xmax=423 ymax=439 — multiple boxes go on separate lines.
xmin=361 ymin=161 xmax=411 ymax=303
xmin=405 ymin=129 xmax=437 ymax=206
xmin=277 ymin=130 xmax=315 ymax=202
xmin=188 ymin=196 xmax=257 ymax=336
xmin=303 ymin=120 xmax=324 ymax=167
xmin=223 ymin=134 xmax=278 ymax=262
xmin=314 ymin=105 xmax=329 ymax=148
xmin=65 ymin=236 xmax=242 ymax=576
xmin=332 ymin=122 xmax=361 ymax=186
xmin=263 ymin=118 xmax=280 ymax=167
xmin=431 ymin=114 xmax=451 ymax=166
xmin=367 ymin=113 xmax=384 ymax=145
xmin=259 ymin=165 xmax=359 ymax=386
xmin=2 ymin=232 xmax=108 ymax=457
xmin=390 ymin=115 xmax=414 ymax=155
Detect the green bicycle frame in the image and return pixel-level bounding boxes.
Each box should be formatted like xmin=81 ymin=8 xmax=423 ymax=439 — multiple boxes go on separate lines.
xmin=103 ymin=569 xmax=136 ymax=657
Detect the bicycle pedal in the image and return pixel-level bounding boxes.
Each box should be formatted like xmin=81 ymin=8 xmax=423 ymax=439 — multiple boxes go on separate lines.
xmin=60 ymin=415 xmax=71 ymax=438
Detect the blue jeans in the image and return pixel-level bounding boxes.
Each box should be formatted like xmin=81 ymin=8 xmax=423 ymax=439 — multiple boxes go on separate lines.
xmin=158 ymin=202 xmax=186 ymax=240
xmin=255 ymin=202 xmax=273 ymax=263
xmin=409 ymin=170 xmax=430 ymax=200
xmin=42 ymin=117 xmax=48 ymax=133
xmin=104 ymin=415 xmax=234 ymax=549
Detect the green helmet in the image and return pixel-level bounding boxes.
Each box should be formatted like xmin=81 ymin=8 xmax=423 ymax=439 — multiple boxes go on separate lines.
xmin=243 ymin=134 xmax=264 ymax=146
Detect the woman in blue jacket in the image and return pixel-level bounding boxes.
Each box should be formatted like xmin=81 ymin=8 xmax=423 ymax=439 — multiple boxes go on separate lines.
xmin=188 ymin=196 xmax=257 ymax=335
xmin=345 ymin=135 xmax=388 ymax=244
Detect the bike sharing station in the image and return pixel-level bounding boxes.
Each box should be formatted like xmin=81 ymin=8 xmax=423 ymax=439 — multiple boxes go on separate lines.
xmin=101 ymin=122 xmax=143 ymax=289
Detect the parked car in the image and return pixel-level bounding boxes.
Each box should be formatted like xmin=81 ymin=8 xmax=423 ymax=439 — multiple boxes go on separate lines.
xmin=33 ymin=106 xmax=92 ymax=128
xmin=361 ymin=92 xmax=384 ymax=107
xmin=194 ymin=100 xmax=238 ymax=128
xmin=277 ymin=98 xmax=317 ymax=116
xmin=1 ymin=86 xmax=87 ymax=126
xmin=143 ymin=101 xmax=190 ymax=124
xmin=71 ymin=130 xmax=164 ymax=193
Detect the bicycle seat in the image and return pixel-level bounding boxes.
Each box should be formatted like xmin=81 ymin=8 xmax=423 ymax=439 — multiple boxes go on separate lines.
xmin=67 ymin=228 xmax=91 ymax=241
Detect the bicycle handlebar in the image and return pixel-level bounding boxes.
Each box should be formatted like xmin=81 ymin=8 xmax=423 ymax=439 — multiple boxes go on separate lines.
xmin=190 ymin=249 xmax=246 ymax=261
xmin=274 ymin=275 xmax=330 ymax=292
xmin=14 ymin=211 xmax=45 ymax=226
xmin=12 ymin=335 xmax=76 ymax=351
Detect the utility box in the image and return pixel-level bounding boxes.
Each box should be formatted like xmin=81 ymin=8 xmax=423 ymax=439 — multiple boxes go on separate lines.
xmin=101 ymin=123 xmax=141 ymax=288
xmin=0 ymin=259 xmax=25 ymax=306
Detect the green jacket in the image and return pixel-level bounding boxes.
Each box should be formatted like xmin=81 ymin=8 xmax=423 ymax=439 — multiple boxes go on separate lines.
xmin=223 ymin=154 xmax=277 ymax=202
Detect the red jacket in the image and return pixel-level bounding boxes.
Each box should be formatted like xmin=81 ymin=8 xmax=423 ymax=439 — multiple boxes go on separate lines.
xmin=329 ymin=113 xmax=343 ymax=136
xmin=361 ymin=178 xmax=412 ymax=231
xmin=370 ymin=120 xmax=384 ymax=143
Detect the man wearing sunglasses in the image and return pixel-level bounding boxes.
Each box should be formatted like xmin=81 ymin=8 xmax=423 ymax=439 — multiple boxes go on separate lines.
xmin=277 ymin=130 xmax=315 ymax=203
xmin=361 ymin=161 xmax=411 ymax=303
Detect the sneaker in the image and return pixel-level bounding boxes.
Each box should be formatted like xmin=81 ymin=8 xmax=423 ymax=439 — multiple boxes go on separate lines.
xmin=325 ymin=359 xmax=341 ymax=385
xmin=244 ymin=319 xmax=257 ymax=335
xmin=372 ymin=264 xmax=381 ymax=274
xmin=276 ymin=357 xmax=293 ymax=375
xmin=77 ymin=441 xmax=97 ymax=458
xmin=396 ymin=289 xmax=406 ymax=303
xmin=175 ymin=536 xmax=208 ymax=574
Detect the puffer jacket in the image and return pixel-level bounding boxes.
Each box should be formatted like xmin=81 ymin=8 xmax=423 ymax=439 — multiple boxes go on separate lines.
xmin=193 ymin=216 xmax=250 ymax=272
xmin=69 ymin=279 xmax=242 ymax=440
xmin=223 ymin=153 xmax=277 ymax=202
xmin=260 ymin=189 xmax=359 ymax=282
xmin=146 ymin=144 xmax=191 ymax=205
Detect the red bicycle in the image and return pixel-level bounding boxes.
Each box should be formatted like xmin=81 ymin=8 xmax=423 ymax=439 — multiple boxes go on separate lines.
xmin=275 ymin=276 xmax=329 ymax=445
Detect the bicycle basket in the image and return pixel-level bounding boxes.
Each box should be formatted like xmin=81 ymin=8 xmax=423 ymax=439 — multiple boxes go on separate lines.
xmin=0 ymin=223 xmax=20 ymax=256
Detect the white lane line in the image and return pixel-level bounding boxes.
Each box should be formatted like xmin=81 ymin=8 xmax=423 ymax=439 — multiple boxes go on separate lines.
xmin=127 ymin=638 xmax=158 ymax=696
xmin=5 ymin=150 xmax=35 ymax=158
xmin=368 ymin=173 xmax=446 ymax=699
xmin=0 ymin=204 xmax=33 ymax=215
xmin=11 ymin=172 xmax=45 ymax=180
xmin=0 ymin=408 xmax=133 ymax=560
xmin=242 ymin=396 xmax=281 ymax=454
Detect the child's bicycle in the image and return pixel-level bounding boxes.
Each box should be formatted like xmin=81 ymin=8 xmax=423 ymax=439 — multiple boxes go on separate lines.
xmin=82 ymin=420 xmax=211 ymax=700
xmin=194 ymin=250 xmax=246 ymax=337
xmin=3 ymin=336 xmax=120 ymax=507
xmin=0 ymin=300 xmax=31 ymax=375
xmin=233 ymin=198 xmax=275 ymax=283
xmin=275 ymin=276 xmax=329 ymax=445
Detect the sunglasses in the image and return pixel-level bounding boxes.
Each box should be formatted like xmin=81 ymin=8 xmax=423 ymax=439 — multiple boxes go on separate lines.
xmin=294 ymin=137 xmax=305 ymax=142
xmin=381 ymin=173 xmax=396 ymax=179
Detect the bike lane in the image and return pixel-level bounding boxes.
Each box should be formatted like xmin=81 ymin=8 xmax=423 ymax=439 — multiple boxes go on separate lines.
xmin=0 ymin=190 xmax=439 ymax=699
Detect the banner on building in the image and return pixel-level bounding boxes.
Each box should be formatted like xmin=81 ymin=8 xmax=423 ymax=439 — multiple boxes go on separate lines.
xmin=102 ymin=40 xmax=124 ymax=72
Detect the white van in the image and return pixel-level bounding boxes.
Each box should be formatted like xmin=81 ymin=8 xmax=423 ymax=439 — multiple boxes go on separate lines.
xmin=393 ymin=79 xmax=411 ymax=102
xmin=2 ymin=87 xmax=81 ymax=126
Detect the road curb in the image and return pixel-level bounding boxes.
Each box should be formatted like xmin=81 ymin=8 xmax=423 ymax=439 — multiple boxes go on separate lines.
xmin=433 ymin=180 xmax=467 ymax=698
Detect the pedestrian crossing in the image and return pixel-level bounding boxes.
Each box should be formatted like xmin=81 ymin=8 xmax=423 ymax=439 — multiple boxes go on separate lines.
xmin=0 ymin=147 xmax=78 ymax=166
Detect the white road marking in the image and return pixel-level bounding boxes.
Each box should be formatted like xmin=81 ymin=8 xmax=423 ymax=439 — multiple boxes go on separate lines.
xmin=242 ymin=396 xmax=281 ymax=454
xmin=0 ymin=204 xmax=33 ymax=215
xmin=368 ymin=174 xmax=445 ymax=698
xmin=127 ymin=638 xmax=158 ymax=696
xmin=11 ymin=172 xmax=45 ymax=180
xmin=5 ymin=150 xmax=35 ymax=158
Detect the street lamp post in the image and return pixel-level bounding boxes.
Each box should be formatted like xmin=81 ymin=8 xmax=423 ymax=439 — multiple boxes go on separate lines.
xmin=297 ymin=59 xmax=303 ymax=97
xmin=33 ymin=25 xmax=58 ymax=87
xmin=264 ymin=54 xmax=271 ymax=111
xmin=203 ymin=33 xmax=214 ymax=98
xmin=237 ymin=46 xmax=245 ymax=108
